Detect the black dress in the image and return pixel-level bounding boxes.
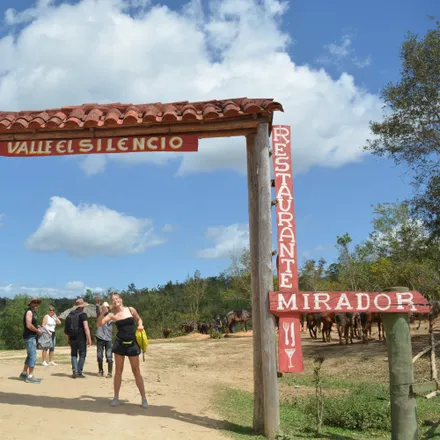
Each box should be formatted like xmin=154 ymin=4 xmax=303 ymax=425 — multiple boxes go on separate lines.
xmin=112 ymin=317 xmax=141 ymax=357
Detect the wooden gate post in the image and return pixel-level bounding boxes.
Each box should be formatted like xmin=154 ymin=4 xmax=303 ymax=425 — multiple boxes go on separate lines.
xmin=246 ymin=122 xmax=280 ymax=439
xmin=382 ymin=287 xmax=418 ymax=440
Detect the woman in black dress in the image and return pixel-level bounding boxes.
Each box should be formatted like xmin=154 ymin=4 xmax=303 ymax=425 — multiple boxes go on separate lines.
xmin=97 ymin=292 xmax=147 ymax=408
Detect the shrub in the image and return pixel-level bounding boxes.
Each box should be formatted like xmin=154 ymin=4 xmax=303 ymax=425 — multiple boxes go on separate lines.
xmin=209 ymin=330 xmax=223 ymax=339
xmin=305 ymin=384 xmax=391 ymax=432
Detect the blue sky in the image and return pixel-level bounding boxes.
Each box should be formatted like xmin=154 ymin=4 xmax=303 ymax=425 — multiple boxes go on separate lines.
xmin=0 ymin=0 xmax=437 ymax=298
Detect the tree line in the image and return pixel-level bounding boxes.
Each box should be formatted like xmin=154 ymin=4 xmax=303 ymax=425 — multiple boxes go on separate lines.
xmin=0 ymin=201 xmax=438 ymax=350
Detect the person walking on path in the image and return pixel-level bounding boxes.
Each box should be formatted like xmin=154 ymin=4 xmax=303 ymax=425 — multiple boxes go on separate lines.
xmin=64 ymin=298 xmax=91 ymax=378
xmin=20 ymin=297 xmax=43 ymax=383
xmin=95 ymin=298 xmax=113 ymax=377
xmin=97 ymin=292 xmax=148 ymax=408
xmin=41 ymin=305 xmax=61 ymax=366
xmin=215 ymin=315 xmax=223 ymax=333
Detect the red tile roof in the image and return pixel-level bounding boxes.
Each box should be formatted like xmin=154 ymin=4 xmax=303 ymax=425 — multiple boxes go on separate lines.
xmin=0 ymin=98 xmax=283 ymax=133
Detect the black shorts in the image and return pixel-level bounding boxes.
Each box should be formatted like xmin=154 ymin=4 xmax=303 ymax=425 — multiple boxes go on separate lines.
xmin=112 ymin=338 xmax=141 ymax=357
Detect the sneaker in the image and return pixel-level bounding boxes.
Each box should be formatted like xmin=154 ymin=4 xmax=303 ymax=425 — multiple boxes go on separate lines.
xmin=106 ymin=373 xmax=112 ymax=378
xmin=77 ymin=373 xmax=86 ymax=378
xmin=72 ymin=372 xmax=77 ymax=379
xmin=25 ymin=376 xmax=41 ymax=384
xmin=98 ymin=371 xmax=104 ymax=377
xmin=142 ymin=398 xmax=149 ymax=409
xmin=19 ymin=372 xmax=27 ymax=380
xmin=42 ymin=361 xmax=49 ymax=366
xmin=111 ymin=397 xmax=120 ymax=407
xmin=49 ymin=361 xmax=57 ymax=366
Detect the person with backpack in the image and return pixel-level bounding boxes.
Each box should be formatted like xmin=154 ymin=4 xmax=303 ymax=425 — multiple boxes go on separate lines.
xmin=64 ymin=298 xmax=92 ymax=378
xmin=20 ymin=297 xmax=43 ymax=383
xmin=95 ymin=298 xmax=113 ymax=377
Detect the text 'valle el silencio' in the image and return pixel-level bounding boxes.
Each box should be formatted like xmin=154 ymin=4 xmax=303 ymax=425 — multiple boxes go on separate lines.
xmin=3 ymin=135 xmax=198 ymax=156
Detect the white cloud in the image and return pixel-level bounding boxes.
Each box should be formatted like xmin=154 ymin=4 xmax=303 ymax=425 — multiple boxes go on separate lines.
xmin=162 ymin=224 xmax=176 ymax=233
xmin=302 ymin=244 xmax=333 ymax=260
xmin=80 ymin=155 xmax=107 ymax=176
xmin=197 ymin=223 xmax=249 ymax=259
xmin=65 ymin=281 xmax=85 ymax=290
xmin=0 ymin=0 xmax=382 ymax=177
xmin=0 ymin=281 xmax=105 ymax=299
xmin=318 ymin=33 xmax=372 ymax=70
xmin=5 ymin=0 xmax=54 ymax=25
xmin=26 ymin=196 xmax=167 ymax=257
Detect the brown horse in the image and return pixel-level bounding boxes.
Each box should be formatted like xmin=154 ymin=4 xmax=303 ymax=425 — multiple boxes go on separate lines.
xmin=226 ymin=309 xmax=252 ymax=333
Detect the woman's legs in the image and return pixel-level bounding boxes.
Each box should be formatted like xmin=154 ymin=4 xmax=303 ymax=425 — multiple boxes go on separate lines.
xmin=49 ymin=334 xmax=56 ymax=363
xmin=128 ymin=355 xmax=146 ymax=400
xmin=42 ymin=349 xmax=47 ymax=363
xmin=113 ymin=354 xmax=125 ymax=401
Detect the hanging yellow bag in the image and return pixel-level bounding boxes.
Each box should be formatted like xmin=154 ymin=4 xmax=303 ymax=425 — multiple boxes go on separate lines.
xmin=136 ymin=329 xmax=149 ymax=361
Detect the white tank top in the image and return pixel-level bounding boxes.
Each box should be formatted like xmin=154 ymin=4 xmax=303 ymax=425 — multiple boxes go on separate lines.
xmin=45 ymin=315 xmax=57 ymax=333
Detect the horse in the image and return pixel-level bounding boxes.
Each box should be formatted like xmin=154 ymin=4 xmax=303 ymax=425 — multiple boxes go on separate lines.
xmin=226 ymin=309 xmax=252 ymax=333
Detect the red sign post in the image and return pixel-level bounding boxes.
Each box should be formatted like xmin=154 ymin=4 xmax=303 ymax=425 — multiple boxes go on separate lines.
xmin=271 ymin=125 xmax=430 ymax=374
xmin=0 ymin=134 xmax=198 ymax=157
xmin=272 ymin=125 xmax=304 ymax=372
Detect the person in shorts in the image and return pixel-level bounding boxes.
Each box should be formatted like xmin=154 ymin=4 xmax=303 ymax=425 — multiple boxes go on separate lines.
xmin=41 ymin=305 xmax=61 ymax=366
xmin=97 ymin=292 xmax=148 ymax=408
xmin=20 ymin=297 xmax=43 ymax=383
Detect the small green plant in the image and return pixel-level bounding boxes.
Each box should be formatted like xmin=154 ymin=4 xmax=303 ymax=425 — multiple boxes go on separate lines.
xmin=305 ymin=384 xmax=391 ymax=431
xmin=209 ymin=330 xmax=223 ymax=339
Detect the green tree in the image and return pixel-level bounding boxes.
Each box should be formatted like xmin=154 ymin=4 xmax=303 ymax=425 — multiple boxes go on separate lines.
xmin=221 ymin=247 xmax=252 ymax=307
xmin=0 ymin=295 xmax=53 ymax=349
xmin=84 ymin=289 xmax=95 ymax=304
xmin=366 ymin=20 xmax=440 ymax=237
xmin=183 ymin=270 xmax=207 ymax=328
xmin=299 ymin=258 xmax=326 ymax=291
xmin=336 ymin=233 xmax=371 ymax=291
xmin=364 ymin=202 xmax=440 ymax=297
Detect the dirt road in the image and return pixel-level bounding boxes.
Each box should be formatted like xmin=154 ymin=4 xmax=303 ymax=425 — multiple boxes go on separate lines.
xmin=0 ymin=335 xmax=253 ymax=440
xmin=0 ymin=325 xmax=433 ymax=440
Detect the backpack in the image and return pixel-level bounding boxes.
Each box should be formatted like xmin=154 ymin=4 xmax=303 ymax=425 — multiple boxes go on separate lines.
xmin=37 ymin=327 xmax=52 ymax=350
xmin=64 ymin=310 xmax=81 ymax=337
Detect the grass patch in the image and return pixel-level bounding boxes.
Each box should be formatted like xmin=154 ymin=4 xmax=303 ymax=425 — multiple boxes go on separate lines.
xmin=216 ymin=387 xmax=387 ymax=439
xmin=216 ymin=381 xmax=440 ymax=440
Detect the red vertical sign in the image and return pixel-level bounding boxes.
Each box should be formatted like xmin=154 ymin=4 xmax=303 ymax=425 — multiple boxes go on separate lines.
xmin=272 ymin=125 xmax=304 ymax=373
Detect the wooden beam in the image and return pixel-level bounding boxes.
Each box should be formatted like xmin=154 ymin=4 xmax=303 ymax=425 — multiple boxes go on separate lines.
xmin=0 ymin=116 xmax=268 ymax=142
xmin=382 ymin=311 xmax=418 ymax=438
xmin=246 ymin=130 xmax=264 ymax=434
xmin=431 ymin=329 xmax=438 ymax=380
xmin=412 ymin=341 xmax=440 ymax=363
xmin=246 ymin=123 xmax=280 ymax=439
xmin=411 ymin=381 xmax=438 ymax=395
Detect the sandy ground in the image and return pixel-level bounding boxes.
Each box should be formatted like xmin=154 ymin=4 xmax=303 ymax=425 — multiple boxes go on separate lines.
xmin=0 ymin=335 xmax=242 ymax=440
xmin=0 ymin=323 xmax=435 ymax=440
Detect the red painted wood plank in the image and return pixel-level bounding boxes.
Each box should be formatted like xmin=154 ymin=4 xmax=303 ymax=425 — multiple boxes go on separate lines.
xmin=272 ymin=125 xmax=298 ymax=293
xmin=269 ymin=291 xmax=430 ymax=314
xmin=278 ymin=314 xmax=304 ymax=373
xmin=0 ymin=135 xmax=198 ymax=157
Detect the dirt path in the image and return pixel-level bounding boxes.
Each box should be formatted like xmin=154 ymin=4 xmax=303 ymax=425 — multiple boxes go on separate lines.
xmin=0 ymin=336 xmax=253 ymax=440
xmin=0 ymin=325 xmax=434 ymax=440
